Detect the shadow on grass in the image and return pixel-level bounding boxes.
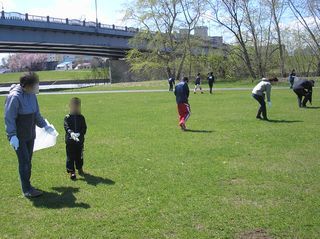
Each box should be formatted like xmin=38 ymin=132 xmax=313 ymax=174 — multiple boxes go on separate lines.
xmin=305 ymin=106 xmax=320 ymax=109
xmin=184 ymin=129 xmax=213 ymax=133
xmin=267 ymin=119 xmax=303 ymax=123
xmin=29 ymin=187 xmax=90 ymax=209
xmin=79 ymin=173 xmax=115 ymax=186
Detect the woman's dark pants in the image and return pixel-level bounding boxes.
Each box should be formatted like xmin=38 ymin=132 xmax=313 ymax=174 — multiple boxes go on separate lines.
xmin=15 ymin=139 xmax=35 ymax=194
xmin=252 ymin=94 xmax=267 ymax=119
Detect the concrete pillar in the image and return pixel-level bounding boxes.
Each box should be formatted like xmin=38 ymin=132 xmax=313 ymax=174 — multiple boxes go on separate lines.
xmin=1 ymin=11 xmax=4 ymax=19
xmin=25 ymin=13 xmax=28 ymax=20
xmin=47 ymin=16 xmax=50 ymax=22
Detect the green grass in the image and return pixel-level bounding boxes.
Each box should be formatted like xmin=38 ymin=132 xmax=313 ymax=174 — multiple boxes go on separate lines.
xmin=0 ymin=88 xmax=319 ymax=238
xmin=0 ymin=70 xmax=91 ymax=83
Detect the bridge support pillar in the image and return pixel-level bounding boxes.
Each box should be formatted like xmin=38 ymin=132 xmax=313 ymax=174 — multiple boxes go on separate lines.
xmin=1 ymin=11 xmax=4 ymax=19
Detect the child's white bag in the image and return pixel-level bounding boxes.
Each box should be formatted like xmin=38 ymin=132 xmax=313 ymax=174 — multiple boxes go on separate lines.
xmin=33 ymin=120 xmax=59 ymax=152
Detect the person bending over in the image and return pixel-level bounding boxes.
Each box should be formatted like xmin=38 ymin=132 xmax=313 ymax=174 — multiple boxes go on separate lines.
xmin=252 ymin=77 xmax=278 ymax=121
xmin=292 ymin=79 xmax=315 ymax=108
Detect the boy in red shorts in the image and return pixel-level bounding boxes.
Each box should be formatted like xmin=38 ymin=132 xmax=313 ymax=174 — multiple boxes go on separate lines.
xmin=174 ymin=77 xmax=190 ymax=131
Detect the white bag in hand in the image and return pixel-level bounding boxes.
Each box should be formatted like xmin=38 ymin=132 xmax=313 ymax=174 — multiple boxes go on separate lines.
xmin=33 ymin=120 xmax=59 ymax=152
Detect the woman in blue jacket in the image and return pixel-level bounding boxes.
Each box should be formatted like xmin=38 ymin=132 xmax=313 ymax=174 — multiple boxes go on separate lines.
xmin=4 ymin=72 xmax=54 ymax=198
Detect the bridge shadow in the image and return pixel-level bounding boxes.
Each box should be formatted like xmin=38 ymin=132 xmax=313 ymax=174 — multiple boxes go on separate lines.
xmin=79 ymin=173 xmax=115 ymax=186
xmin=184 ymin=129 xmax=213 ymax=133
xmin=29 ymin=187 xmax=90 ymax=209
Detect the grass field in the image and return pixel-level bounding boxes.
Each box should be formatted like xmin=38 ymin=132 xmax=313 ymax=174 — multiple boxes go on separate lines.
xmin=0 ymin=70 xmax=91 ymax=83
xmin=0 ymin=87 xmax=319 ymax=238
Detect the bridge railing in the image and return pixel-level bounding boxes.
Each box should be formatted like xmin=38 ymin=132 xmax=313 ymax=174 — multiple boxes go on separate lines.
xmin=28 ymin=14 xmax=47 ymax=22
xmin=0 ymin=11 xmax=139 ymax=33
xmin=3 ymin=11 xmax=24 ymax=20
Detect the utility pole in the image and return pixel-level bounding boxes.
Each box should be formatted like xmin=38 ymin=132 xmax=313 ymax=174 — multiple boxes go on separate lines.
xmin=0 ymin=1 xmax=4 ymax=11
xmin=95 ymin=0 xmax=98 ymax=26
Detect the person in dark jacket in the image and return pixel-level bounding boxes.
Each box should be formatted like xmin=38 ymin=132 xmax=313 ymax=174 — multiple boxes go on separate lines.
xmin=168 ymin=76 xmax=175 ymax=91
xmin=64 ymin=97 xmax=87 ymax=180
xmin=4 ymin=72 xmax=55 ymax=197
xmin=289 ymin=69 xmax=296 ymax=89
xmin=208 ymin=72 xmax=215 ymax=94
xmin=174 ymin=77 xmax=190 ymax=130
xmin=292 ymin=79 xmax=315 ymax=108
xmin=194 ymin=73 xmax=204 ymax=94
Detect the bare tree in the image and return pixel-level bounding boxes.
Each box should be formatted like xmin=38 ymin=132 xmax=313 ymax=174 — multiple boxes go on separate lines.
xmin=125 ymin=0 xmax=205 ymax=80
xmin=265 ymin=0 xmax=286 ymax=76
xmin=207 ymin=0 xmax=257 ymax=79
xmin=288 ymin=0 xmax=320 ymax=74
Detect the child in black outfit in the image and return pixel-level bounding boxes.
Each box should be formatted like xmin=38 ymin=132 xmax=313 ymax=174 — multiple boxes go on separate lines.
xmin=64 ymin=97 xmax=87 ymax=180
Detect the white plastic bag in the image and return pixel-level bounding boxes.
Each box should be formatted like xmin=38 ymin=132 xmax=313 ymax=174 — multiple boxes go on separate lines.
xmin=33 ymin=120 xmax=59 ymax=152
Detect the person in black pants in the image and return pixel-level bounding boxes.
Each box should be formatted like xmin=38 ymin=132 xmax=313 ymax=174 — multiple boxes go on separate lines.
xmin=4 ymin=72 xmax=55 ymax=197
xmin=289 ymin=69 xmax=296 ymax=89
xmin=208 ymin=72 xmax=215 ymax=94
xmin=168 ymin=77 xmax=175 ymax=91
xmin=292 ymin=79 xmax=315 ymax=108
xmin=252 ymin=77 xmax=278 ymax=120
xmin=64 ymin=97 xmax=87 ymax=180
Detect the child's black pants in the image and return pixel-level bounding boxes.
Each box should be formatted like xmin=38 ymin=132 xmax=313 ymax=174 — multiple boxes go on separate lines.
xmin=66 ymin=143 xmax=84 ymax=173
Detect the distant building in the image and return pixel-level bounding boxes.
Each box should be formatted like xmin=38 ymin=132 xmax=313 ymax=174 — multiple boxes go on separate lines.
xmin=194 ymin=26 xmax=209 ymax=39
xmin=178 ymin=26 xmax=224 ymax=49
xmin=56 ymin=61 xmax=73 ymax=70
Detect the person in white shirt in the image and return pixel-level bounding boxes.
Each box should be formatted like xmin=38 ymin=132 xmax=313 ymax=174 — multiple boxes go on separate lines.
xmin=252 ymin=77 xmax=278 ymax=120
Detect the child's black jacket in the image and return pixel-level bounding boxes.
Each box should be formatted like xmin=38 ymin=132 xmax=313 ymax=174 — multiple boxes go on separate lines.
xmin=64 ymin=114 xmax=87 ymax=144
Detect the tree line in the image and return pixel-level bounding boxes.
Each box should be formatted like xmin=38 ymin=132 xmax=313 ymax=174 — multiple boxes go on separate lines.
xmin=124 ymin=0 xmax=320 ymax=81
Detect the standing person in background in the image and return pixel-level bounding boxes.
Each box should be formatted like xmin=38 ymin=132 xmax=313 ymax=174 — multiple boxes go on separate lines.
xmin=4 ymin=72 xmax=55 ymax=198
xmin=174 ymin=77 xmax=190 ymax=131
xmin=252 ymin=77 xmax=278 ymax=121
xmin=208 ymin=72 xmax=215 ymax=94
xmin=292 ymin=79 xmax=315 ymax=108
xmin=194 ymin=73 xmax=204 ymax=94
xmin=289 ymin=69 xmax=296 ymax=89
xmin=168 ymin=76 xmax=175 ymax=91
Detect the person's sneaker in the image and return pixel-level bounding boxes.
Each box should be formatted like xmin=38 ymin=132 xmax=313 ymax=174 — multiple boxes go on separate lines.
xmin=69 ymin=172 xmax=76 ymax=180
xmin=180 ymin=123 xmax=187 ymax=131
xmin=78 ymin=169 xmax=85 ymax=176
xmin=24 ymin=188 xmax=43 ymax=198
xmin=256 ymin=116 xmax=262 ymax=120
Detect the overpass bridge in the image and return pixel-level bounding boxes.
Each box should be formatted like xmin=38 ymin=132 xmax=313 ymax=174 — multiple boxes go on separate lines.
xmin=0 ymin=11 xmax=139 ymax=58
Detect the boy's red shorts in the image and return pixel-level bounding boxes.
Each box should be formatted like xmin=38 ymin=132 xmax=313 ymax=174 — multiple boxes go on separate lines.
xmin=177 ymin=103 xmax=191 ymax=125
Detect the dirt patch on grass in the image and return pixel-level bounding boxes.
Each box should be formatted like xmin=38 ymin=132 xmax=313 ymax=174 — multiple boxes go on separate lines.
xmin=237 ymin=229 xmax=273 ymax=239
